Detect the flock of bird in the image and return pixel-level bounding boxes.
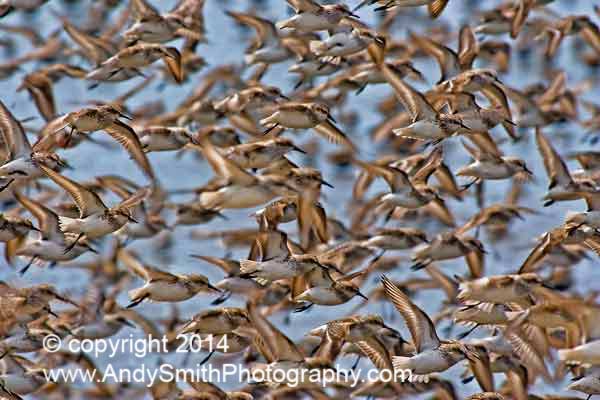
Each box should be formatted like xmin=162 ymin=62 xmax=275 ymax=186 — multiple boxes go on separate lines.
xmin=2 ymin=0 xmax=600 ymax=399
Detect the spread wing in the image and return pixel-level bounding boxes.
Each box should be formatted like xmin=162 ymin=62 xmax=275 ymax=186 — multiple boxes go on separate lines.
xmin=410 ymin=32 xmax=460 ymax=82
xmin=38 ymin=164 xmax=107 ymax=218
xmin=14 ymin=192 xmax=63 ymax=242
xmin=381 ymin=63 xmax=437 ymax=121
xmin=104 ymin=120 xmax=155 ymax=180
xmin=381 ymin=274 xmax=440 ymax=353
xmin=0 ymin=100 xmax=32 ymax=159
xmin=286 ymin=0 xmax=321 ymax=13
xmin=313 ymin=121 xmax=357 ymax=152
xmin=226 ymin=11 xmax=278 ymax=50
xmin=196 ymin=138 xmax=256 ymax=186
xmin=247 ymin=301 xmax=304 ymax=362
xmin=130 ymin=0 xmax=162 ymax=21
xmin=535 ymin=128 xmax=573 ymax=187
xmin=118 ymin=248 xmax=177 ymax=283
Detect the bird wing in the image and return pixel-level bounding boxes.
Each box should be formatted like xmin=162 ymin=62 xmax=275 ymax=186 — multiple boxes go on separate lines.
xmin=0 ymin=100 xmax=32 ymax=159
xmin=353 ymin=158 xmax=412 ymax=193
xmin=118 ymin=248 xmax=177 ymax=283
xmin=104 ymin=120 xmax=155 ymax=180
xmin=247 ymin=301 xmax=304 ymax=362
xmin=356 ymin=339 xmax=394 ymax=371
xmin=535 ymin=128 xmax=573 ymax=187
xmin=38 ymin=164 xmax=107 ymax=218
xmin=381 ymin=274 xmax=440 ymax=353
xmin=130 ymin=0 xmax=162 ymax=21
xmin=313 ymin=120 xmax=357 ymax=152
xmin=380 ymin=63 xmax=437 ymax=120
xmin=14 ymin=192 xmax=63 ymax=242
xmin=428 ymin=0 xmax=449 ymax=18
xmin=19 ymin=73 xmax=55 ymax=122
xmin=115 ymin=186 xmax=150 ymax=211
xmin=196 ymin=138 xmax=256 ymax=186
xmin=518 ymin=232 xmax=552 ymax=274
xmin=226 ymin=11 xmax=278 ymax=49
xmin=458 ymin=25 xmax=478 ymax=69
xmin=410 ymin=32 xmax=460 ymax=82
xmin=286 ymin=0 xmax=321 ymax=13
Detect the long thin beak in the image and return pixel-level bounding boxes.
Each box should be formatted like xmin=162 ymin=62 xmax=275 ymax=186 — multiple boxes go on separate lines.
xmin=514 ymin=212 xmax=524 ymax=221
xmin=327 ymin=114 xmax=337 ymax=124
xmin=120 ymin=318 xmax=136 ymax=328
xmin=356 ymin=291 xmax=368 ymax=301
xmin=207 ymin=283 xmax=222 ymax=293
xmin=126 ymin=215 xmax=138 ymax=224
xmin=293 ymin=145 xmax=306 ymax=154
xmin=30 ymin=226 xmax=41 ymax=232
xmin=54 ymin=294 xmax=78 ymax=307
xmin=52 ymin=124 xmax=70 ymax=135
xmin=280 ymin=94 xmax=290 ymax=100
xmin=459 ymin=121 xmax=471 ymax=130
xmin=322 ymin=262 xmax=342 ymax=274
xmin=61 ymin=160 xmax=74 ymax=170
xmin=88 ymin=246 xmax=99 ymax=254
xmin=349 ymin=12 xmax=360 ymax=19
xmin=319 ymin=178 xmax=334 ymax=188
xmin=525 ymin=166 xmax=533 ymax=175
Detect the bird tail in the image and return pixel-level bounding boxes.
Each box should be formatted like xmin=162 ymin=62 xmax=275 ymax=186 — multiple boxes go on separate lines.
xmin=244 ymin=54 xmax=256 ymax=65
xmin=58 ymin=216 xmax=81 ymax=233
xmin=275 ymin=19 xmax=292 ymax=30
xmin=557 ymin=348 xmax=576 ymax=361
xmin=309 ymin=40 xmax=325 ymax=56
xmin=392 ymin=356 xmax=411 ymax=371
xmin=239 ymin=260 xmax=259 ymax=276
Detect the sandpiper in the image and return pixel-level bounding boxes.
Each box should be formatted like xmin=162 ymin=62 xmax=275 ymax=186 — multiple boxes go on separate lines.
xmin=373 ymin=59 xmax=470 ymax=143
xmin=70 ymin=312 xmax=135 ymax=340
xmin=0 ymin=101 xmax=68 ymax=192
xmin=536 ymin=128 xmax=594 ymax=207
xmin=86 ymin=43 xmax=183 ymax=85
xmin=245 ymin=300 xmax=340 ymax=386
xmin=124 ymin=0 xmax=205 ymax=45
xmin=356 ymin=0 xmax=449 ymax=18
xmin=0 ymin=214 xmax=37 ymax=243
xmin=118 ymin=248 xmax=220 ymax=308
xmin=177 ymin=308 xmax=250 ymax=335
xmin=14 ymin=192 xmax=96 ymax=274
xmin=410 ymin=232 xmax=486 ymax=277
xmin=293 ymin=269 xmax=368 ymax=312
xmin=381 ymin=275 xmax=478 ymax=380
xmin=227 ymin=11 xmax=298 ymax=66
xmin=196 ymin=137 xmax=297 ymax=210
xmin=137 ymin=126 xmax=193 ymax=152
xmin=54 ymin=104 xmax=155 ymax=179
xmin=456 ymin=273 xmax=545 ymax=305
xmin=38 ymin=164 xmax=148 ymax=249
xmin=239 ymin=251 xmax=336 ymax=283
xmin=309 ymin=19 xmax=384 ymax=58
xmin=352 ymin=156 xmax=443 ymax=216
xmin=260 ymin=101 xmax=356 ymax=151
xmin=361 ymin=227 xmax=429 ymax=250
xmin=213 ymin=85 xmax=289 ymax=115
xmin=276 ymin=0 xmax=359 ymax=33
xmin=223 ymin=138 xmax=306 ymax=170
xmin=456 ymin=140 xmax=532 ymax=185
